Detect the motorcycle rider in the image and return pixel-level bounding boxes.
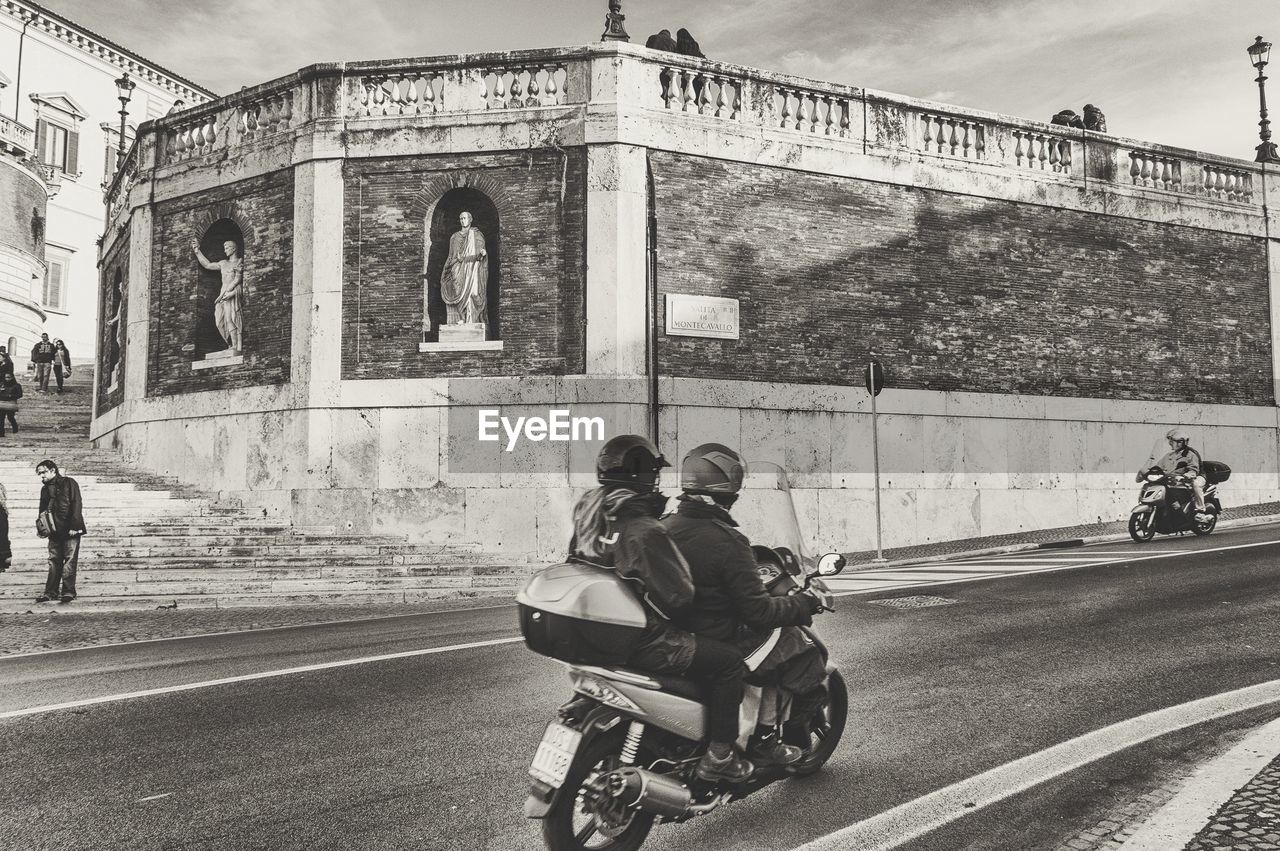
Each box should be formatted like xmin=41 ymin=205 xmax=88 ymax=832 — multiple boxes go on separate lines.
xmin=569 ymin=435 xmax=755 ymax=784
xmin=1140 ymin=427 xmax=1210 ymax=522
xmin=663 ymin=443 xmax=826 ymax=767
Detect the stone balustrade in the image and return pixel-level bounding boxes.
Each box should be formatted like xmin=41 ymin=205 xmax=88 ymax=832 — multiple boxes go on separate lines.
xmin=0 ymin=114 xmax=34 ymax=158
xmin=919 ymin=112 xmax=987 ymax=160
xmin=121 ymin=45 xmax=1263 ymax=219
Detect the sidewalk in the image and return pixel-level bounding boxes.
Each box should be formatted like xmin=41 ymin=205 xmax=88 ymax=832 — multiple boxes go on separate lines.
xmin=1119 ymin=716 xmax=1280 ymax=850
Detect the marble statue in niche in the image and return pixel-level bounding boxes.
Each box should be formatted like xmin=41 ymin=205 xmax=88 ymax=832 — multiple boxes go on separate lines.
xmin=441 ymin=211 xmax=489 ymax=326
xmin=191 ymin=237 xmax=244 ymax=354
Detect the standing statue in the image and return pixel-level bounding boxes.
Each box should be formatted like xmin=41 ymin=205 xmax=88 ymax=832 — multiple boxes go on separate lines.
xmin=440 ymin=211 xmax=488 ymax=326
xmin=105 ymin=279 xmax=124 ymax=383
xmin=190 ymin=237 xmax=244 ymax=353
xmin=1082 ymin=104 xmax=1107 ymax=133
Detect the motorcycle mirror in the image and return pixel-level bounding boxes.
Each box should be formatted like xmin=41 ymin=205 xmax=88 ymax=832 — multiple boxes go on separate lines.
xmin=817 ymin=553 xmax=846 ymax=576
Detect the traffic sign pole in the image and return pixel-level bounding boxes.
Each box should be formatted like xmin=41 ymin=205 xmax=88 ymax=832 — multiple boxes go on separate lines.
xmin=868 ymin=358 xmax=887 ymax=563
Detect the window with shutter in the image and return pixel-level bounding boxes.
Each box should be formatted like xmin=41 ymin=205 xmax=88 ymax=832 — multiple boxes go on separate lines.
xmin=66 ymin=129 xmax=79 ymax=175
xmin=43 ymin=257 xmax=67 ymax=310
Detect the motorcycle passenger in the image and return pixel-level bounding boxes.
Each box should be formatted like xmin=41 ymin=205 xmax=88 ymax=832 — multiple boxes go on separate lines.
xmin=1140 ymin=428 xmax=1209 ymax=522
xmin=662 ymin=443 xmax=826 ymax=767
xmin=569 ymin=435 xmax=755 ymax=784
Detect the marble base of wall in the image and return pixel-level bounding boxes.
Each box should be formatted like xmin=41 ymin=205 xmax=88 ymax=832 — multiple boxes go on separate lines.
xmin=89 ymin=378 xmax=1280 ymax=559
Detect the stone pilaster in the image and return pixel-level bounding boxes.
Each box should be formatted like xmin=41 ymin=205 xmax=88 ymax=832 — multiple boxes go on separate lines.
xmin=585 ymin=143 xmax=648 ymax=376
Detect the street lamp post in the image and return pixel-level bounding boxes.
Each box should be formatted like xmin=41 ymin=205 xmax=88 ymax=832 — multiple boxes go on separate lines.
xmin=114 ymin=72 xmax=135 ymax=171
xmin=1248 ymin=36 xmax=1280 ymax=164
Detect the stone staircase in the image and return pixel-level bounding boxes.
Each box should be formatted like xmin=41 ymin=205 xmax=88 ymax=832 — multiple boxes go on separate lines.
xmin=0 ymin=366 xmax=534 ymax=610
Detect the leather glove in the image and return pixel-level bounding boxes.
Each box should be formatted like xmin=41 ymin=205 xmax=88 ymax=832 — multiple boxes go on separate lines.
xmin=803 ymin=590 xmax=824 ymax=615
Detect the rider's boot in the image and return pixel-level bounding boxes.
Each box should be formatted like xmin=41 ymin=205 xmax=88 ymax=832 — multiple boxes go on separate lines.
xmin=695 ymin=742 xmax=755 ymax=783
xmin=746 ymin=724 xmax=803 ymax=768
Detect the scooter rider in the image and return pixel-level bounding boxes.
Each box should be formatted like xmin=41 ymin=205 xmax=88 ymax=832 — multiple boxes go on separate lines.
xmin=1140 ymin=427 xmax=1210 ymax=522
xmin=663 ymin=443 xmax=826 ymax=768
xmin=569 ymin=435 xmax=755 ymax=784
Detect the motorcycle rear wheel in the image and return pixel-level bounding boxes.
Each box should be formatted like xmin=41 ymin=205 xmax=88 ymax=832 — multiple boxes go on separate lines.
xmin=542 ymin=733 xmax=655 ymax=851
xmin=1128 ymin=512 xmax=1156 ymax=543
xmin=793 ymin=669 xmax=849 ymax=776
xmin=1193 ymin=514 xmax=1217 ymax=536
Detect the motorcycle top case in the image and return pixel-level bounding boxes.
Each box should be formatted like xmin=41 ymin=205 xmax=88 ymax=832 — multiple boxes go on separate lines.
xmin=1202 ymin=461 xmax=1231 ymax=484
xmin=516 ymin=561 xmax=648 ymax=666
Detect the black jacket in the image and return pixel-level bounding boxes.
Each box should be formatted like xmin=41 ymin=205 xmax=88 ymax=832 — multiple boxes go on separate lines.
xmin=0 ymin=506 xmax=10 ymax=563
xmin=39 ymin=474 xmax=86 ymax=539
xmin=663 ymin=498 xmax=812 ymax=643
xmin=569 ymin=488 xmax=697 ymax=671
xmin=0 ymin=381 xmax=22 ymax=403
xmin=31 ymin=341 xmax=55 ymax=364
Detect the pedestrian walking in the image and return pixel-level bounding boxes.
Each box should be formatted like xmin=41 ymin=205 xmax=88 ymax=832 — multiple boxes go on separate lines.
xmin=0 ymin=373 xmax=21 ymax=436
xmin=0 ymin=483 xmax=11 ymax=573
xmin=51 ymin=340 xmax=72 ymax=394
xmin=30 ymin=333 xmax=55 ymax=393
xmin=35 ymin=460 xmax=86 ymax=604
xmin=0 ymin=346 xmax=14 ymax=382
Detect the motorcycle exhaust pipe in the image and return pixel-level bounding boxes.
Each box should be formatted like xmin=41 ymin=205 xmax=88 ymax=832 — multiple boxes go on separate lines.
xmin=606 ymin=767 xmax=694 ymax=818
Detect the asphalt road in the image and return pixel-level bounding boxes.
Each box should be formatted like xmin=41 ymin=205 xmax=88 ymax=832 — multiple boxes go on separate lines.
xmin=4 ymin=524 xmax=1280 ymax=850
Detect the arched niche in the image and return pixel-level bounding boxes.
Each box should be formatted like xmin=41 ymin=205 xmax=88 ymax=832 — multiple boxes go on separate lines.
xmin=424 ymin=187 xmax=501 ymax=341
xmin=105 ymin=268 xmax=124 ymax=381
xmin=195 ymin=218 xmax=245 ymax=357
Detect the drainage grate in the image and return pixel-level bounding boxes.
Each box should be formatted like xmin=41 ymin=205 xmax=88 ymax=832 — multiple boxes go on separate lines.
xmin=870 ymin=595 xmax=958 ymax=609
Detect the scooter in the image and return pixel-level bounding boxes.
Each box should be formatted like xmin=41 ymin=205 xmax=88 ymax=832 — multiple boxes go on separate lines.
xmin=517 ymin=462 xmax=847 ymax=851
xmin=1128 ymin=461 xmax=1230 ymax=542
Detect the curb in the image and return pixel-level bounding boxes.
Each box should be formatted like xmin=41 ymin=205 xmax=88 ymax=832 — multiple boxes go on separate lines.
xmin=1121 ymin=714 xmax=1280 ymax=849
xmin=845 ymin=512 xmax=1280 ymax=572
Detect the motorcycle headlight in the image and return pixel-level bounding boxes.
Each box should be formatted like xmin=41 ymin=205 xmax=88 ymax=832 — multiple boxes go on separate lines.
xmin=1146 ymin=473 xmax=1163 ymax=482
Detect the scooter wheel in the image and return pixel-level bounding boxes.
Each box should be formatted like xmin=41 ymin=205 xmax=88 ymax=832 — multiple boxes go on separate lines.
xmin=542 ymin=732 xmax=655 ymax=851
xmin=1128 ymin=512 xmax=1156 ymax=543
xmin=1193 ymin=514 xmax=1218 ymax=536
xmin=792 ymin=669 xmax=849 ymax=777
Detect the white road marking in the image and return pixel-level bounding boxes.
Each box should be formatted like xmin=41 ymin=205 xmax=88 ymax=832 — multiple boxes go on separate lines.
xmin=0 ymin=637 xmax=523 ymax=720
xmin=1122 ymin=715 xmax=1280 ymax=850
xmin=0 ymin=603 xmax=516 ymax=660
xmin=792 ymin=677 xmax=1280 ymax=851
xmin=135 ymin=793 xmax=173 ymax=802
xmin=832 ymin=537 xmax=1280 ymax=597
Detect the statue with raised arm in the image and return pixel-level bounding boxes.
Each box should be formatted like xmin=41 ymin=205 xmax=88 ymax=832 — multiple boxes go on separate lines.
xmin=439 ymin=211 xmax=488 ymax=326
xmin=190 ymin=237 xmax=244 ymax=353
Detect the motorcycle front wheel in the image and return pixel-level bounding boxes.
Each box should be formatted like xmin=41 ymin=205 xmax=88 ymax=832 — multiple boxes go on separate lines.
xmin=542 ymin=733 xmax=655 ymax=851
xmin=1128 ymin=511 xmax=1156 ymax=543
xmin=793 ymin=669 xmax=849 ymax=777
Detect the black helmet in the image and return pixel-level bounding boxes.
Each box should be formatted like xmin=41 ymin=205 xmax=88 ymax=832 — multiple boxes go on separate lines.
xmin=596 ymin=434 xmax=670 ymax=489
xmin=680 ymin=443 xmax=745 ymax=495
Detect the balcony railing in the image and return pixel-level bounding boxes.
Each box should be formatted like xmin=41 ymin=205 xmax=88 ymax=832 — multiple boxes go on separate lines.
xmin=125 ymin=45 xmax=1264 ymax=217
xmin=0 ymin=114 xmax=35 ymax=158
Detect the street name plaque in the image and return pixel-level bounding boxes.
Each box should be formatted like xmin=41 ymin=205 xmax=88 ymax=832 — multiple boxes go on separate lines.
xmin=665 ymin=294 xmax=740 ymax=340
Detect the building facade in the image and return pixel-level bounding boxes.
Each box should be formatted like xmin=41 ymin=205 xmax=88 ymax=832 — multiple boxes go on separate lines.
xmin=0 ymin=108 xmax=52 ymax=357
xmin=91 ymin=44 xmax=1280 ymax=559
xmin=0 ymin=0 xmax=213 ymax=362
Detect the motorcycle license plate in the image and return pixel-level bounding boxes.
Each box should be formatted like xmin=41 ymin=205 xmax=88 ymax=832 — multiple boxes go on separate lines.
xmin=529 ymin=722 xmax=582 ymax=789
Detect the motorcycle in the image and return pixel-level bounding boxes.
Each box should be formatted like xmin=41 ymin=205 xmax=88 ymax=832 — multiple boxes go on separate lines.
xmin=1128 ymin=460 xmax=1230 ymax=543
xmin=516 ymin=462 xmax=848 ymax=851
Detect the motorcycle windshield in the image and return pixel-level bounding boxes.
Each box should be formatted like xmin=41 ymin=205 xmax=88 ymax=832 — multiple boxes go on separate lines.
xmin=1144 ymin=437 xmax=1169 ymax=471
xmin=731 ymin=461 xmax=814 ymax=572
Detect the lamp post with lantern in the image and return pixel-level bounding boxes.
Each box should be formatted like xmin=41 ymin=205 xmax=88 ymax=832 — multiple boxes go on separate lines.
xmin=113 ymin=72 xmax=135 ymax=172
xmin=1247 ymin=36 xmax=1280 ymax=164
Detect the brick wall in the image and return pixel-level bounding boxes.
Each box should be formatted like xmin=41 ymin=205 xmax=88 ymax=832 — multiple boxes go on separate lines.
xmin=95 ymin=235 xmax=128 ymax=415
xmin=341 ymin=149 xmax=586 ymax=378
xmin=650 ymin=152 xmax=1273 ymax=405
xmin=148 ymin=169 xmax=294 ymax=396
xmin=1 ymin=162 xmax=45 ymax=261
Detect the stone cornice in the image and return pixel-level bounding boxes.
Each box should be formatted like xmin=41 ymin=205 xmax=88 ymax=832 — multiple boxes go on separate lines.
xmin=0 ymin=0 xmax=216 ymax=104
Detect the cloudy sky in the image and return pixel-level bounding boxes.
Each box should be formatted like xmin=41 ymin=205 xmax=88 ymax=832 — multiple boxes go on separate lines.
xmin=56 ymin=0 xmax=1278 ymax=158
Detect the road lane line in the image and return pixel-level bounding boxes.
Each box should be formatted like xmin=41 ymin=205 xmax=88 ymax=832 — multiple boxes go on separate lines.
xmin=833 ymin=537 xmax=1280 ymax=597
xmin=791 ymin=678 xmax=1280 ymax=851
xmin=0 ymin=603 xmax=517 ymax=660
xmin=0 ymin=636 xmax=523 ymax=719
